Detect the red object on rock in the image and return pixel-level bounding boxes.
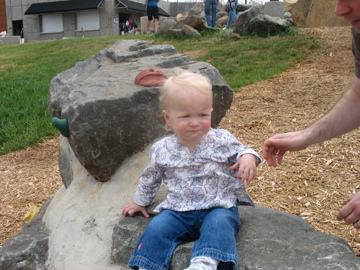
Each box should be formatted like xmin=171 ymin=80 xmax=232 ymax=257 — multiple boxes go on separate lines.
xmin=135 ymin=69 xmax=168 ymax=86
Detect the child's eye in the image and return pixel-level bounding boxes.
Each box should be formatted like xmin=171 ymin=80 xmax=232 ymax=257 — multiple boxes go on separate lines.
xmin=200 ymin=114 xmax=209 ymax=117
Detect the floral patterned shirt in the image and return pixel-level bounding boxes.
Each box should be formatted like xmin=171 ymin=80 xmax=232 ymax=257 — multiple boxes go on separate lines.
xmin=134 ymin=128 xmax=262 ymax=212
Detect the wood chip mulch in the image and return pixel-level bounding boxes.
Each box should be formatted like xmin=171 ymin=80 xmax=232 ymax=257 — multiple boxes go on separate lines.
xmin=1 ymin=26 xmax=360 ymax=257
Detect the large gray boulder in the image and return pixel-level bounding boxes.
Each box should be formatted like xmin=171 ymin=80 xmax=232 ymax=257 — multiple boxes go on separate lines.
xmin=173 ymin=15 xmax=209 ymax=32
xmin=235 ymin=6 xmax=262 ymax=35
xmin=48 ymin=40 xmax=233 ymax=182
xmin=168 ymin=25 xmax=201 ymax=38
xmin=158 ymin=18 xmax=177 ymax=34
xmin=235 ymin=6 xmax=290 ymax=35
xmin=249 ymin=14 xmax=291 ymax=35
xmin=188 ymin=2 xmax=204 ymax=16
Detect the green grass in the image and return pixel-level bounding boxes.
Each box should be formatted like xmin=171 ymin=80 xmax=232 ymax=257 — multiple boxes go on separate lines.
xmin=0 ymin=28 xmax=320 ymax=155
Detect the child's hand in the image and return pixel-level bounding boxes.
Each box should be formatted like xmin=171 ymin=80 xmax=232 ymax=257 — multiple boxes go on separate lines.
xmin=230 ymin=154 xmax=257 ymax=185
xmin=122 ymin=200 xmax=150 ymax=218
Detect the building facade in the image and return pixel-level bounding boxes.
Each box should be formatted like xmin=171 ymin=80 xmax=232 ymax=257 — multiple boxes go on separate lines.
xmin=4 ymin=0 xmax=174 ymax=41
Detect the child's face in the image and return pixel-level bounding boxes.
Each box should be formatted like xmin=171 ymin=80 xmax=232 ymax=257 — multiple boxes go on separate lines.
xmin=163 ymin=87 xmax=212 ymax=148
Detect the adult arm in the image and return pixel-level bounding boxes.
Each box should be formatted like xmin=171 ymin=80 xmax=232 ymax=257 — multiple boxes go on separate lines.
xmin=263 ymin=77 xmax=360 ymax=167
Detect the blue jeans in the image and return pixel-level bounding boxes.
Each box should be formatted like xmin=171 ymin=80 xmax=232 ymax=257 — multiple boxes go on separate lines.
xmin=205 ymin=0 xmax=218 ymax=27
xmin=226 ymin=0 xmax=238 ymax=29
xmin=128 ymin=207 xmax=241 ymax=270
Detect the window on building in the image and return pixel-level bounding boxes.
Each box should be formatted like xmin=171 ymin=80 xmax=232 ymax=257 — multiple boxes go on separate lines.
xmin=76 ymin=11 xmax=100 ymax=31
xmin=41 ymin=14 xmax=63 ymax=33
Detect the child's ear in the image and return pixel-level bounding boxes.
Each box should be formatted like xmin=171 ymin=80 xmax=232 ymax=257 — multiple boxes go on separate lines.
xmin=163 ymin=110 xmax=171 ymax=126
xmin=211 ymin=108 xmax=213 ymax=112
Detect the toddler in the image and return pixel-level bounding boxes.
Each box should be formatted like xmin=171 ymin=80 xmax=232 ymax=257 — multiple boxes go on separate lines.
xmin=123 ymin=70 xmax=262 ymax=270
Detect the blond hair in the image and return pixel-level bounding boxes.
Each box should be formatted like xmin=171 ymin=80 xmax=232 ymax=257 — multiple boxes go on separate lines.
xmin=160 ymin=70 xmax=213 ymax=110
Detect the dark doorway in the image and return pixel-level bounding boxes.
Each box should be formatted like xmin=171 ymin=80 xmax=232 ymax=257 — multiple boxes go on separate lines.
xmin=12 ymin=20 xmax=23 ymax=37
xmin=118 ymin=12 xmax=130 ymax=24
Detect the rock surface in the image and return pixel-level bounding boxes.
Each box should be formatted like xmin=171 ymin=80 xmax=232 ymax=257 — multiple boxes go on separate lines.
xmin=291 ymin=0 xmax=350 ymax=27
xmin=48 ymin=39 xmax=233 ymax=182
xmin=0 ymin=200 xmax=51 ymax=270
xmin=235 ymin=6 xmax=293 ymax=35
xmin=235 ymin=7 xmax=262 ymax=35
xmin=112 ymin=204 xmax=360 ymax=269
xmin=284 ymin=0 xmax=298 ymax=12
xmin=249 ymin=14 xmax=291 ymax=34
xmin=305 ymin=0 xmax=350 ymax=27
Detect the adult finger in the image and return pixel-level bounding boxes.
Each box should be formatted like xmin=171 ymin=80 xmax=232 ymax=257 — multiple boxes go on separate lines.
xmin=337 ymin=203 xmax=358 ymax=224
xmin=347 ymin=194 xmax=355 ymax=202
xmin=337 ymin=192 xmax=360 ymax=222
xmin=270 ymin=148 xmax=279 ymax=167
xmin=277 ymin=150 xmax=285 ymax=165
xmin=262 ymin=141 xmax=270 ymax=159
xmin=336 ymin=204 xmax=351 ymax=221
xmin=353 ymin=219 xmax=360 ymax=229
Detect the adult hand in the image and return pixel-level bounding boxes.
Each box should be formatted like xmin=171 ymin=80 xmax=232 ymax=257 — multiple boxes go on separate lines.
xmin=262 ymin=130 xmax=310 ymax=167
xmin=337 ymin=191 xmax=360 ymax=229
xmin=122 ymin=200 xmax=150 ymax=218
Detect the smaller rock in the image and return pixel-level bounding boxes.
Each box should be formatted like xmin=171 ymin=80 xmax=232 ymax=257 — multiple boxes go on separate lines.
xmin=0 ymin=200 xmax=51 ymax=270
xmin=217 ymin=15 xmax=229 ymax=27
xmin=216 ymin=11 xmax=228 ymax=19
xmin=182 ymin=25 xmax=201 ymax=37
xmin=236 ymin=4 xmax=252 ymax=13
xmin=235 ymin=6 xmax=262 ymax=35
xmin=284 ymin=11 xmax=292 ymax=19
xmin=158 ymin=19 xmax=177 ymax=34
xmin=188 ymin=2 xmax=204 ymax=16
xmin=174 ymin=15 xmax=208 ymax=32
xmin=168 ymin=28 xmax=187 ymax=38
xmin=249 ymin=14 xmax=289 ymax=35
xmin=284 ymin=0 xmax=298 ymax=12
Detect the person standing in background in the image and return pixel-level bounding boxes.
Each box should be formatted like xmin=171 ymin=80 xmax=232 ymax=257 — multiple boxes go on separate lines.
xmin=223 ymin=0 xmax=238 ymax=30
xmin=146 ymin=0 xmax=159 ymax=34
xmin=204 ymin=0 xmax=218 ymax=28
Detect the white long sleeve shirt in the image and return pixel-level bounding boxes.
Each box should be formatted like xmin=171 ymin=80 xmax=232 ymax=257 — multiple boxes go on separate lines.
xmin=134 ymin=128 xmax=262 ymax=213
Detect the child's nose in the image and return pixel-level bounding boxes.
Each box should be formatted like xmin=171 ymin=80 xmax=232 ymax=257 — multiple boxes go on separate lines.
xmin=190 ymin=118 xmax=199 ymax=126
